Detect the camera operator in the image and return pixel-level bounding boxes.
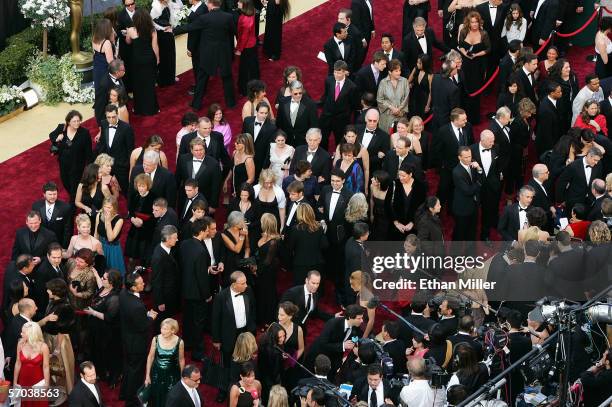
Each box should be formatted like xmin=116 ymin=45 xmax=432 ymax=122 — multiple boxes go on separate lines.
xmin=438 ymin=298 xmax=459 ymax=337
xmin=423 ymin=324 xmax=453 ymax=370
xmin=580 ymin=348 xmax=612 ymax=407
xmin=294 ymin=355 xmax=338 ymax=407
xmin=398 ymin=358 xmax=446 ymax=407
xmin=446 ymin=343 xmax=490 ymax=396
xmin=380 ymin=321 xmax=407 ymax=375
xmin=448 ymin=315 xmax=483 ymax=359
xmin=300 ymin=387 xmax=327 ymax=407
xmin=350 ymin=364 xmax=394 ymax=406
xmin=504 ymin=309 xmax=532 ymax=403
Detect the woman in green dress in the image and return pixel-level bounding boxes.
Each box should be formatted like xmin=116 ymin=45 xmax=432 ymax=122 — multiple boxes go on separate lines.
xmin=144 ymin=318 xmax=185 ymax=406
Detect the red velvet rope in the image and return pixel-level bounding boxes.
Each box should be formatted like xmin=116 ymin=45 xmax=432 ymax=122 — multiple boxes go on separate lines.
xmin=468 ymin=66 xmax=500 ymax=97
xmin=423 ymin=114 xmax=433 ymax=125
xmin=556 ymin=7 xmax=600 ymax=37
xmin=534 ymin=35 xmax=553 ymax=55
xmin=603 ymin=6 xmax=612 ymax=13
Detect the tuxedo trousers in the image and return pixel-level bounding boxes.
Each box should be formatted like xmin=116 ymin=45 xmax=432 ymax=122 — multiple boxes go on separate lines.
xmin=480 ymin=186 xmax=501 ymax=240
xmin=183 ymin=299 xmax=207 ymax=359
xmin=192 ymin=70 xmax=236 ymax=109
xmin=120 ymin=350 xmax=147 ymax=406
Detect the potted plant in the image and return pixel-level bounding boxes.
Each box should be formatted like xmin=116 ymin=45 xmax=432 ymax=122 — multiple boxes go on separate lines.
xmin=19 ymin=0 xmax=71 ymax=56
xmin=0 ymin=85 xmax=25 ymax=122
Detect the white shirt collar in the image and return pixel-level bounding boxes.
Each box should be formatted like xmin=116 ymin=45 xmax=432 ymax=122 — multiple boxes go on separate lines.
xmin=81 ymin=378 xmax=100 ymax=403
xmin=160 ymin=242 xmax=171 ymax=255
xmin=19 ymin=313 xmax=32 ymax=322
xmin=548 ymin=96 xmax=557 ymax=106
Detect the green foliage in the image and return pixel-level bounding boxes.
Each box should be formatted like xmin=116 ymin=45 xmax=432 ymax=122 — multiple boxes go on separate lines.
xmin=7 ymin=26 xmax=43 ymax=48
xmin=26 ymin=53 xmax=64 ymax=105
xmin=0 ymin=42 xmax=37 ymax=86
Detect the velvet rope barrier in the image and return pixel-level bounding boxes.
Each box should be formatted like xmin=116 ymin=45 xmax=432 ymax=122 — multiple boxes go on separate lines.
xmin=556 ymin=7 xmax=600 ymax=37
xmin=468 ymin=66 xmax=500 ymax=97
xmin=534 ymin=35 xmax=553 ymax=55
xmin=423 ymin=114 xmax=433 ymax=125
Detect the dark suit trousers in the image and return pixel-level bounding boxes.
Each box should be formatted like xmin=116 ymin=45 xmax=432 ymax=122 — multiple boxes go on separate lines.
xmin=437 ymin=167 xmax=454 ymax=206
xmin=114 ymin=165 xmax=129 ymax=197
xmin=452 ymin=212 xmax=477 ymax=255
xmin=192 ymin=49 xmax=201 ymax=84
xmin=480 ymin=187 xmax=501 ymax=240
xmin=183 ymin=299 xmax=207 ymax=359
xmin=192 ymin=70 xmax=236 ymax=109
xmin=120 ymin=351 xmax=147 ymax=406
xmin=320 ymin=115 xmax=350 ymax=149
xmin=238 ymin=47 xmax=260 ymax=96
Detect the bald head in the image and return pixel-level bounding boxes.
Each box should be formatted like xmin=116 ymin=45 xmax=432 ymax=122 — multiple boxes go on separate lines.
xmin=365 ymin=109 xmax=380 ymax=130
xmin=532 ymin=164 xmax=549 ymax=182
xmin=17 ymin=298 xmax=36 ymax=317
xmin=407 ymin=357 xmax=427 ymax=378
xmin=592 ymin=178 xmax=606 ymax=197
xmin=479 ymin=130 xmax=495 ymax=149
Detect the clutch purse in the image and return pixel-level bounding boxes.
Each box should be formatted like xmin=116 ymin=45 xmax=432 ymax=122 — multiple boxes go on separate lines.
xmin=137 ymin=384 xmax=151 ymax=404
xmin=445 ymin=11 xmax=456 ymax=34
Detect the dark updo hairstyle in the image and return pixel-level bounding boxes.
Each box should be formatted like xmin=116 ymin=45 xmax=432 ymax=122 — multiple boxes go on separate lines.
xmin=526 ymin=207 xmax=547 ymax=229
xmin=46 ymin=278 xmax=69 ymax=299
xmin=279 ymin=301 xmax=299 ymax=318
xmin=247 ymin=80 xmax=267 ymax=102
xmin=74 ymin=248 xmax=95 ymax=266
xmin=240 ymin=360 xmax=256 ymax=378
xmin=65 ymin=110 xmax=83 ymax=125
xmin=372 ymin=170 xmax=391 ymax=191
xmin=105 ymin=269 xmax=123 ymax=290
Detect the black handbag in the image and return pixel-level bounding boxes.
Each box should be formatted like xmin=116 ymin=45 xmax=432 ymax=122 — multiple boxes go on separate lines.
xmin=202 ymin=351 xmax=229 ymax=391
xmin=445 ymin=11 xmax=456 ymax=34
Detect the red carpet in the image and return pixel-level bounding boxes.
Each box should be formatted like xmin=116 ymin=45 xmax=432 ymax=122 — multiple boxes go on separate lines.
xmin=0 ymin=0 xmax=599 ymax=404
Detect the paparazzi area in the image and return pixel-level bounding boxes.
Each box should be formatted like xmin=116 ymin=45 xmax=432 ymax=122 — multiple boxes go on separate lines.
xmin=2 ymin=0 xmax=612 ymax=405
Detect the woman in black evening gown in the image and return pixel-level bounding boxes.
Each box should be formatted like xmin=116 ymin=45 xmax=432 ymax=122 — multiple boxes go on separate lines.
xmin=230 ymin=183 xmax=261 ymax=249
xmin=385 ymin=162 xmax=427 ymax=241
xmin=49 ymin=110 xmax=93 ymax=202
xmin=255 ymin=213 xmax=281 ymax=325
xmin=126 ymin=9 xmax=160 ymax=115
xmin=226 ymin=134 xmax=256 ymax=197
xmin=257 ymin=323 xmax=286 ymax=404
xmin=263 ymin=0 xmax=290 ymax=60
xmin=125 ymin=173 xmax=157 ymax=268
xmin=151 ymin=0 xmax=180 ymax=86
xmin=84 ymin=269 xmax=121 ymax=386
xmin=408 ymin=54 xmax=433 ymax=119
xmin=222 ymin=211 xmax=250 ymax=287
xmin=277 ymin=302 xmax=304 ymax=390
xmin=254 ymin=169 xmax=287 ymax=230
xmin=457 ymin=11 xmax=490 ymax=124
xmin=369 ymin=170 xmax=391 ymax=241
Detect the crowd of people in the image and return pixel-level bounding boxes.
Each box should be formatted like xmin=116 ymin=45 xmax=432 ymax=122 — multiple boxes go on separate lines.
xmin=3 ymin=0 xmax=612 ymax=406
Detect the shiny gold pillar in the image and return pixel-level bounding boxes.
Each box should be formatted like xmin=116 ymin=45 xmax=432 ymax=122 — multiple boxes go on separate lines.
xmin=69 ymin=0 xmax=93 ymax=68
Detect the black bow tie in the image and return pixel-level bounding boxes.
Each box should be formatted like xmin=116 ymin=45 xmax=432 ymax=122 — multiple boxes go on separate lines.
xmin=109 ymin=125 xmax=117 ymax=129
xmin=417 ymin=35 xmax=425 ymax=40
xmin=365 ymin=129 xmax=375 ymax=134
xmin=332 ymin=190 xmax=341 ymax=194
xmin=482 ymin=148 xmax=491 ymax=152
xmin=586 ymin=165 xmax=593 ymax=169
xmin=193 ymin=159 xmax=203 ymax=163
xmin=255 ymin=122 xmax=262 ymax=126
xmin=519 ymin=207 xmax=527 ymax=212
xmin=489 ymin=5 xmax=497 ymax=8
xmin=337 ymin=40 xmax=343 ymax=44
xmin=234 ymin=292 xmax=244 ymax=297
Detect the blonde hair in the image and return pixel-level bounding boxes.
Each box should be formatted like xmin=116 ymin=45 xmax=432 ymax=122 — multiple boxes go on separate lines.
xmin=94 ymin=153 xmax=115 ymax=167
xmin=407 ymin=116 xmax=424 ymax=133
xmin=296 ymin=204 xmax=320 ymax=232
xmin=76 ymin=213 xmax=91 ymax=228
xmin=101 ymin=196 xmax=119 ymax=219
xmin=232 ymin=332 xmax=258 ymax=362
xmin=261 ymin=213 xmax=281 ymax=238
xmin=522 ymin=226 xmax=541 ymax=242
xmin=134 ymin=173 xmax=152 ymax=190
xmin=606 ymin=173 xmax=612 ymax=194
xmin=258 ymin=169 xmax=277 ymax=186
xmin=345 ymin=193 xmax=368 ymax=223
xmin=161 ymin=318 xmax=179 ymax=333
xmin=588 ymin=220 xmax=611 ymax=243
xmin=268 ymin=385 xmax=289 ymax=407
xmin=349 ymin=271 xmax=373 ymax=294
xmin=22 ymin=322 xmax=44 ymax=352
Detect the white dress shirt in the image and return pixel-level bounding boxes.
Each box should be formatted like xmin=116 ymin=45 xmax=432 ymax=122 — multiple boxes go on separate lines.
xmin=203 ymin=238 xmax=215 ymax=265
xmin=534 ymin=178 xmax=548 ymax=196
xmin=365 ymin=0 xmax=372 ymax=18
xmin=192 ymin=158 xmax=203 ymax=175
xmin=480 ymin=145 xmax=492 ymax=176
xmin=160 ymin=242 xmax=171 ymax=255
xmin=286 ymin=199 xmax=302 ymax=226
xmin=181 ymin=380 xmax=201 ymax=407
xmin=417 ymin=35 xmax=427 ymax=54
xmin=108 ymin=125 xmax=117 ymax=147
xmin=230 ymin=287 xmax=247 ymax=329
xmin=306 ymin=149 xmax=317 ymax=163
xmin=328 ymin=189 xmax=341 ymax=220
xmin=368 ymin=382 xmax=384 ymax=407
xmin=362 ymin=128 xmax=375 ymax=148
xmin=584 ymin=157 xmax=593 ymax=185
xmin=460 ymin=162 xmax=472 ymax=180
xmin=518 ymin=204 xmax=529 ymax=229
xmin=548 ymin=96 xmax=557 ymax=108
xmin=81 ymin=378 xmax=101 ymax=404
xmin=190 ymin=1 xmax=202 ymax=13
xmin=147 ymin=167 xmax=157 ymax=183
xmin=399 ymin=380 xmax=446 ymax=407
xmin=335 ymin=37 xmax=345 ymax=59
xmin=451 ymin=123 xmax=463 ymax=143
xmin=290 ymin=99 xmax=300 ymax=115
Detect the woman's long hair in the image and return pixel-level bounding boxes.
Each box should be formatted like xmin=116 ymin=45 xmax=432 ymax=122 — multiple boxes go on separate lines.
xmin=580 ymin=100 xmax=601 ymax=126
xmin=278 ymin=0 xmax=291 ymax=20
xmin=133 ymin=8 xmax=154 ymax=39
xmin=504 ymin=3 xmax=523 ymax=32
xmin=296 ymin=203 xmax=320 ymax=232
xmin=345 ymin=193 xmax=368 ymax=223
xmin=93 ymin=18 xmax=114 ymax=43
xmin=459 ymin=11 xmax=483 ymax=38
xmin=80 ymin=163 xmax=100 ymax=195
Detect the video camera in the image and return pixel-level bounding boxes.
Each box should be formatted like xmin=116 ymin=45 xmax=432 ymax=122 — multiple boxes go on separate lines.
xmin=290 ymin=384 xmax=344 ymax=407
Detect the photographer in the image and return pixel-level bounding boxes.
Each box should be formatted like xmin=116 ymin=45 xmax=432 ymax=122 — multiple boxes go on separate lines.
xmin=580 ymin=348 xmax=612 ymax=407
xmin=350 ymin=364 xmax=394 ymax=406
xmin=398 ymin=358 xmax=446 ymax=407
xmin=448 ymin=315 xmax=483 ymax=359
xmin=438 ymin=298 xmax=459 ymax=337
xmin=380 ymin=321 xmax=407 ymax=375
xmin=446 ymin=343 xmax=489 ymax=396
xmin=505 ymin=309 xmax=532 ymax=403
xmin=423 ymin=324 xmax=453 ymax=370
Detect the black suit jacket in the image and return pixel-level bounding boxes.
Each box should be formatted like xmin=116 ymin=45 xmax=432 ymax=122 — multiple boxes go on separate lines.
xmin=430 ymin=74 xmax=461 ymax=129
xmin=166 ymin=381 xmax=202 ymax=407
xmin=320 ymin=76 xmax=358 ymax=122
xmin=174 ymin=8 xmax=236 ymax=76
xmin=531 ymin=0 xmax=559 ymax=45
xmin=351 ymin=379 xmax=393 ymax=404
xmin=11 ymin=226 xmax=57 ymax=261
xmin=242 ymin=117 xmax=277 ymax=177
xmin=535 ymin=97 xmax=561 ymax=154
xmin=600 ymin=98 xmax=612 ymax=131
xmin=347 ymin=23 xmax=366 ymax=71
xmin=344 ymin=237 xmax=366 ymax=277
xmin=179 ymin=238 xmax=210 ymax=301
xmin=93 ymin=74 xmax=125 ymax=125
xmin=151 ymin=243 xmax=180 ymax=310
xmin=32 ymin=199 xmax=72 ymax=248
xmin=95 ymin=120 xmax=135 ymax=171
xmin=289 ymin=146 xmax=331 ymax=185
xmin=276 ymin=98 xmax=319 ymax=147
xmin=402 ymin=27 xmax=448 ymax=73
xmin=211 ymin=286 xmax=257 ymax=352
xmin=489 ymin=120 xmax=511 ymax=175
xmin=116 ymin=8 xmax=133 ymax=58
xmin=323 ymin=37 xmax=354 ymax=76
xmin=451 ymin=164 xmax=483 ymax=216
xmin=356 ymin=125 xmax=391 ymax=172
xmin=497 ymin=202 xmax=528 ymax=241
xmin=280 ymin=285 xmax=332 ymax=325
xmin=351 ymin=0 xmax=375 ymax=39
xmin=119 ymin=289 xmax=152 ymax=355
xmin=3 ymin=314 xmax=28 ymax=371
xmin=129 ymin=165 xmax=177 ymax=208
xmin=317 ymin=185 xmax=353 ymax=244
xmin=431 ymin=123 xmax=474 ymax=170
xmin=512 ymin=69 xmax=537 ymax=105
xmin=179 ymin=192 xmax=208 ymax=225
xmin=476 ymin=1 xmax=507 ymax=43
xmin=176 ymin=154 xmax=222 ymax=209
xmin=34 ymin=259 xmax=66 ymax=314
xmin=383 ymin=339 xmax=407 ymax=374
xmin=382 ymin=151 xmax=424 ymax=182
xmin=528 ymin=177 xmax=553 ymax=215
xmin=305 ymin=317 xmax=362 ymax=369
xmin=556 ymin=158 xmax=603 ymax=209
xmin=354 ymin=64 xmax=382 ymax=100
xmin=186 ymin=2 xmax=208 ymax=53
xmin=588 ymin=194 xmax=606 ymax=221
xmin=178 ymin=131 xmax=231 ymax=176
xmin=470 ymin=143 xmax=502 ymax=193
xmin=498 ymin=53 xmax=516 ymax=93
xmin=151 ymin=209 xmax=179 ymax=249
xmin=67 ymin=379 xmax=104 ymax=407
xmin=398 ymin=313 xmax=436 ymax=344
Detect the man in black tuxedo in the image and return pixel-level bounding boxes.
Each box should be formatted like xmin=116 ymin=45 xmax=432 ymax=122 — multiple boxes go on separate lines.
xmin=498 ymin=185 xmax=535 ymax=242
xmin=151 ymin=225 xmax=180 ymax=327
xmin=382 ymin=136 xmax=424 ymax=181
xmin=535 ymin=81 xmax=563 ymax=156
xmin=344 ymin=222 xmax=369 ymax=298
xmin=489 ymin=107 xmax=512 ymax=180
xmin=304 ymin=304 xmax=365 ymax=379
xmin=201 ymin=217 xmax=225 ymax=296
xmin=431 ymin=108 xmax=473 ymax=205
xmin=448 ymin=315 xmax=483 ymax=358
xmin=93 ymin=59 xmax=125 ymax=125
xmin=11 ymin=211 xmax=57 ymax=265
xmin=283 ymin=181 xmax=306 ymax=233
xmin=588 ymin=179 xmax=607 ymax=221
xmin=531 ymin=0 xmax=560 ymax=49
xmin=380 ymin=33 xmax=405 ymax=73
xmin=471 ymin=130 xmax=502 ymax=242
xmin=4 ymin=298 xmax=37 ymax=378
xmin=178 ymin=117 xmax=231 ymax=180
xmin=34 ymin=243 xmax=65 ymax=316
xmin=324 ymin=23 xmax=355 ymax=76
xmin=119 ymin=272 xmax=157 ymax=407
xmin=116 ymin=0 xmax=134 ymax=92
xmin=212 ymin=271 xmax=256 ymax=402
xmin=68 ymin=361 xmax=105 ymax=407
xmin=451 ymin=146 xmax=483 ymax=244
xmin=402 ymin=0 xmax=431 ymax=38
xmin=296 ymin=355 xmax=335 ymax=389
xmin=399 ymin=293 xmax=435 ymax=344
xmin=476 ymin=0 xmax=507 ymax=79
xmin=430 ymin=61 xmax=461 ymax=131
xmin=166 ymin=365 xmax=203 ymax=407
xmin=498 ymin=40 xmax=521 ymax=93
xmin=350 ymin=363 xmax=394 ymax=405
xmin=402 ymin=17 xmax=448 ymax=74
xmin=356 ymin=109 xmax=391 ymax=173
xmin=2 ymin=255 xmax=39 ymax=316
xmin=31 ymin=181 xmax=72 ymax=248
xmin=94 ymin=104 xmax=135 ymax=194
xmin=277 ymin=81 xmax=318 ymax=147
xmin=179 ymin=179 xmax=208 ymax=226
xmin=179 ymin=219 xmax=211 ymax=361
xmin=380 ymin=321 xmax=407 ymax=374
xmin=172 ymin=0 xmax=236 ymax=109
xmin=529 ymin=164 xmax=555 ymax=231
xmin=556 ymin=148 xmax=604 ymax=212
xmin=320 ymin=61 xmax=359 ymax=149
xmin=280 ymin=270 xmax=333 ymax=330
xmin=511 ymin=53 xmax=538 ymax=105
xmin=289 ymin=129 xmax=331 ymax=187
xmin=185 ymin=0 xmax=207 ymax=94
xmin=129 ymin=150 xmax=177 ymax=208
xmin=351 ymin=0 xmax=375 ymax=61
xmin=339 ymin=8 xmax=367 ymax=72
xmin=318 ymin=169 xmax=353 ymax=303
xmin=176 ymin=138 xmax=222 ymax=213
xmin=353 ymin=51 xmax=387 ymax=102
xmin=243 ymin=102 xmax=277 ymax=177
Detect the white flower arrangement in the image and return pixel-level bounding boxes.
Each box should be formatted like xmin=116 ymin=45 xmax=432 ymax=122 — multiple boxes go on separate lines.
xmin=19 ymin=0 xmax=71 ymax=29
xmin=174 ymin=5 xmax=192 ymax=24
xmin=59 ymin=54 xmax=95 ymax=104
xmin=0 ymin=86 xmax=25 ymax=116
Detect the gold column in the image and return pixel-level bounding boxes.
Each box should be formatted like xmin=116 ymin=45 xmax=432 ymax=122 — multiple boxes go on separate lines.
xmin=69 ymin=0 xmax=93 ymax=68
